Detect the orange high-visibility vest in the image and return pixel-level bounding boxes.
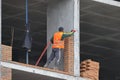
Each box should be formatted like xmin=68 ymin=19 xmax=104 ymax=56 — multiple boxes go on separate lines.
xmin=52 ymin=32 xmax=64 ymax=49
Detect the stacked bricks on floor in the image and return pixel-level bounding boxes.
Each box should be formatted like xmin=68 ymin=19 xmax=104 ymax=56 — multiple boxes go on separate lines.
xmin=64 ymin=36 xmax=74 ymax=75
xmin=1 ymin=45 xmax=12 ymax=80
xmin=2 ymin=45 xmax=12 ymax=61
xmin=80 ymin=59 xmax=99 ymax=80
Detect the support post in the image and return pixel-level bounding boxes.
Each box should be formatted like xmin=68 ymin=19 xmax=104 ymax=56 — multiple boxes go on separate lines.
xmin=73 ymin=0 xmax=80 ymax=76
xmin=26 ymin=50 xmax=29 ymax=64
xmin=0 ymin=0 xmax=2 ymax=78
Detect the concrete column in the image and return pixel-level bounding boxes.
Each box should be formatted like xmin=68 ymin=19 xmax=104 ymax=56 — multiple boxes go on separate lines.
xmin=73 ymin=0 xmax=80 ymax=76
xmin=0 ymin=0 xmax=2 ymax=79
xmin=0 ymin=0 xmax=1 ymax=58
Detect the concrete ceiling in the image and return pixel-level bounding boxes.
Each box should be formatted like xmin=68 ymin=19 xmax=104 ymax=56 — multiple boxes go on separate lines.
xmin=2 ymin=0 xmax=120 ymax=80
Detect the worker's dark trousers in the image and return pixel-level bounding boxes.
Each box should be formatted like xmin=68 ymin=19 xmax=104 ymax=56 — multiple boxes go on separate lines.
xmin=45 ymin=48 xmax=64 ymax=70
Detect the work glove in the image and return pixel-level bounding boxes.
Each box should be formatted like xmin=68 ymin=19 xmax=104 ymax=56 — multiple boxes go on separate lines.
xmin=71 ymin=29 xmax=76 ymax=32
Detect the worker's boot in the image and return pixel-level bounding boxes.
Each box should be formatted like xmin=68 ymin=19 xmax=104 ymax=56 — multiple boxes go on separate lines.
xmin=44 ymin=62 xmax=49 ymax=68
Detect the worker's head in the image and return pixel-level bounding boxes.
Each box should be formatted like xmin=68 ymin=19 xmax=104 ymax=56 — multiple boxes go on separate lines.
xmin=58 ymin=27 xmax=64 ymax=32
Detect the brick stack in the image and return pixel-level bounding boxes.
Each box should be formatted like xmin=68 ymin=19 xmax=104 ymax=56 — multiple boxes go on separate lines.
xmin=80 ymin=59 xmax=99 ymax=80
xmin=1 ymin=45 xmax=12 ymax=61
xmin=1 ymin=45 xmax=12 ymax=80
xmin=64 ymin=36 xmax=74 ymax=75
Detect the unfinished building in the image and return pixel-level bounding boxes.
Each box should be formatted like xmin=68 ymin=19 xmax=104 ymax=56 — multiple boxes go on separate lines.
xmin=1 ymin=0 xmax=120 ymax=80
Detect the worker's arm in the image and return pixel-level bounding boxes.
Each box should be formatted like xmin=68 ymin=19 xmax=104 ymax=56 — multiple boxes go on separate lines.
xmin=62 ymin=32 xmax=74 ymax=40
xmin=51 ymin=32 xmax=74 ymax=42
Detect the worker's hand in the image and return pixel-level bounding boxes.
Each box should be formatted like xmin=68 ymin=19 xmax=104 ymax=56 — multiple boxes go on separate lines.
xmin=71 ymin=29 xmax=76 ymax=32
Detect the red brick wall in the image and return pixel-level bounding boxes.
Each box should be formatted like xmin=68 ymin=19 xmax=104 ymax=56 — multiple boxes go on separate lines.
xmin=1 ymin=45 xmax=12 ymax=80
xmin=64 ymin=36 xmax=74 ymax=75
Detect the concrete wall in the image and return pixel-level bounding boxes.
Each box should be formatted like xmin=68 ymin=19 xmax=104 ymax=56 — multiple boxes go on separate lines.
xmin=47 ymin=0 xmax=74 ymax=60
xmin=47 ymin=0 xmax=74 ymax=70
xmin=47 ymin=0 xmax=80 ymax=76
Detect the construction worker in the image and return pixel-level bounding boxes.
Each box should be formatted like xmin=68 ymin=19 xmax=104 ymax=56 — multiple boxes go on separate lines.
xmin=44 ymin=27 xmax=76 ymax=70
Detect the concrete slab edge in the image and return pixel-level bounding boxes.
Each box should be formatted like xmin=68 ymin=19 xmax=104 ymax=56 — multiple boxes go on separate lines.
xmin=1 ymin=61 xmax=87 ymax=80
